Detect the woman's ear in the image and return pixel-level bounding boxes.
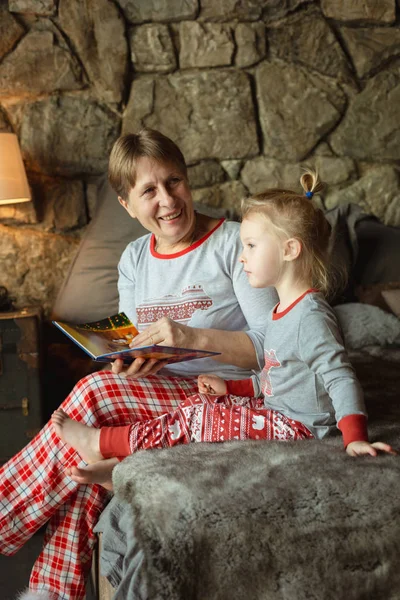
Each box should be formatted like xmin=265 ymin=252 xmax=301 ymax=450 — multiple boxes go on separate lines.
xmin=283 ymin=238 xmax=302 ymax=262
xmin=118 ymin=196 xmax=136 ymax=219
xmin=118 ymin=196 xmax=128 ymax=210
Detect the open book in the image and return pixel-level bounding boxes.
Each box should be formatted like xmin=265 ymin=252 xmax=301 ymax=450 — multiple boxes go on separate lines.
xmin=52 ymin=312 xmax=220 ymax=364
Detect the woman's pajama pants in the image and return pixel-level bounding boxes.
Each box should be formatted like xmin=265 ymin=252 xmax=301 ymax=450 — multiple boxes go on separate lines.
xmin=0 ymin=371 xmax=198 ymax=600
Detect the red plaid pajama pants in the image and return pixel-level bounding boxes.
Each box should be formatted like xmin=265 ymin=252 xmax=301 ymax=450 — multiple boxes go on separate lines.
xmin=0 ymin=370 xmax=198 ymax=600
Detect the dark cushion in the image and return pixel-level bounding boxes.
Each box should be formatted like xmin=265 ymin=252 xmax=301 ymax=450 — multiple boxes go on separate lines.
xmin=354 ymin=217 xmax=400 ymax=286
xmin=324 ymin=203 xmax=368 ymax=304
xmin=323 ymin=206 xmax=400 ymax=305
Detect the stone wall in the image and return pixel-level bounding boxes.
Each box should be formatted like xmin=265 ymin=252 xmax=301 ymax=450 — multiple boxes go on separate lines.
xmin=1 ymin=0 xmax=400 ymax=316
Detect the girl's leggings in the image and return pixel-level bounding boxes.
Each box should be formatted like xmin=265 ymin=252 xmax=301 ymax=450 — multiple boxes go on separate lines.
xmin=0 ymin=371 xmax=198 ymax=600
xmin=100 ymin=393 xmax=313 ymax=458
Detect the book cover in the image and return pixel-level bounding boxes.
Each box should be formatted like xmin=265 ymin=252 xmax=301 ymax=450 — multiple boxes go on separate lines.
xmin=52 ymin=312 xmax=220 ymax=364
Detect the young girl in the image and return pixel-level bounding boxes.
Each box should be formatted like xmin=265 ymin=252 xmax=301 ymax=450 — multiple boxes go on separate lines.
xmin=52 ymin=170 xmax=394 ymax=467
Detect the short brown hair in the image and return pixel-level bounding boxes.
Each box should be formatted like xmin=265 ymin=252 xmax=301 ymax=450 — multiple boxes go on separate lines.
xmin=108 ymin=128 xmax=187 ymax=200
xmin=241 ymin=169 xmax=344 ymax=298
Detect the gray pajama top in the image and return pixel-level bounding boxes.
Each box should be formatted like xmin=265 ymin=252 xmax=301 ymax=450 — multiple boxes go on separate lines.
xmin=228 ymin=291 xmax=368 ymax=444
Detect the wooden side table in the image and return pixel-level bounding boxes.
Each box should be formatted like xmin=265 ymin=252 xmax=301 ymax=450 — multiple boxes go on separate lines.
xmin=90 ymin=533 xmax=115 ymax=600
xmin=0 ymin=307 xmax=43 ymax=463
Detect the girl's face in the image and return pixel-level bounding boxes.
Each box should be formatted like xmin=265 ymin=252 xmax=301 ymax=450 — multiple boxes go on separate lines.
xmin=118 ymin=156 xmax=195 ymax=246
xmin=239 ymin=215 xmax=284 ymax=288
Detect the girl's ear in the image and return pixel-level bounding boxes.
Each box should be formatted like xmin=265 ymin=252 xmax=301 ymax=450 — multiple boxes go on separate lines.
xmin=283 ymin=238 xmax=302 ymax=262
xmin=118 ymin=196 xmax=136 ymax=219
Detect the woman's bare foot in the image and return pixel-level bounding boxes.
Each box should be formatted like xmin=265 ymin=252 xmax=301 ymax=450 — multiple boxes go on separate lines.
xmin=52 ymin=409 xmax=103 ymax=464
xmin=66 ymin=458 xmax=119 ymax=491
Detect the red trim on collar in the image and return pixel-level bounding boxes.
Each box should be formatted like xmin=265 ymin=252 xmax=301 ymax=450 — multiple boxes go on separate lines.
xmin=272 ymin=288 xmax=319 ymax=320
xmin=150 ymin=218 xmax=225 ymax=259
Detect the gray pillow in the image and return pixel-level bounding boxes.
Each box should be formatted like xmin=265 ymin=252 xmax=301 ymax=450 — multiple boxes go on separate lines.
xmin=334 ymin=303 xmax=400 ymax=349
xmin=52 ymin=176 xmax=148 ymax=323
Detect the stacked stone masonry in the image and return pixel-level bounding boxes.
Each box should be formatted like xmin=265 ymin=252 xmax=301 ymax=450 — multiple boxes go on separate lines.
xmin=0 ymin=0 xmax=399 ymax=315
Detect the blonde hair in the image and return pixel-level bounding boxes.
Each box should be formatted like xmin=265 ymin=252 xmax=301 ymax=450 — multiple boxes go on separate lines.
xmin=241 ymin=169 xmax=344 ymax=298
xmin=108 ymin=128 xmax=187 ymax=201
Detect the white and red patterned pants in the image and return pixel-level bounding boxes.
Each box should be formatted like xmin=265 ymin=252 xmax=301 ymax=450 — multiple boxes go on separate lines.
xmin=120 ymin=393 xmax=312 ymax=454
xmin=0 ymin=371 xmax=312 ymax=600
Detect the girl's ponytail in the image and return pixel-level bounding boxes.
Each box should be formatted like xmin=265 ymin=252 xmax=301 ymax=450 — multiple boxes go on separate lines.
xmin=300 ymin=169 xmax=324 ymax=198
xmin=241 ymin=168 xmax=346 ymax=300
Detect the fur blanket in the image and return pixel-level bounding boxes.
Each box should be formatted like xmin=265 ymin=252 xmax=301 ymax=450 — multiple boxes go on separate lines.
xmin=112 ymin=350 xmax=400 ymax=600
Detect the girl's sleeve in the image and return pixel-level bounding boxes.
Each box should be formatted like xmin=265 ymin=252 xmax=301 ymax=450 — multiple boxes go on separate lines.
xmin=298 ymin=309 xmax=368 ymax=446
xmin=226 ymin=378 xmax=256 ymax=397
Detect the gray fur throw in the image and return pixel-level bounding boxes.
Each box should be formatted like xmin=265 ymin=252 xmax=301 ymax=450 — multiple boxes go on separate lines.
xmin=112 ymin=351 xmax=400 ymax=600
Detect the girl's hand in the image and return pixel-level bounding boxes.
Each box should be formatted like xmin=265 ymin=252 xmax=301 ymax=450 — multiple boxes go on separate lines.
xmin=346 ymin=440 xmax=397 ymax=457
xmin=198 ymin=374 xmax=227 ymax=395
xmin=112 ymin=357 xmax=168 ymax=379
xmin=129 ymin=317 xmax=196 ymax=350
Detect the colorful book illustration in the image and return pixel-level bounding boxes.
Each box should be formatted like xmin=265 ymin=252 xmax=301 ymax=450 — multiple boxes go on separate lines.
xmin=52 ymin=312 xmax=220 ymax=364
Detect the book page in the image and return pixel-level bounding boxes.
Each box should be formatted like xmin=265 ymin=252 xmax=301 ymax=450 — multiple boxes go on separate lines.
xmin=53 ymin=312 xmax=220 ymax=364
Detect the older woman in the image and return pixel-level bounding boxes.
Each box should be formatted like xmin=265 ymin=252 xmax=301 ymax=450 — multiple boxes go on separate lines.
xmin=0 ymin=129 xmax=276 ymax=600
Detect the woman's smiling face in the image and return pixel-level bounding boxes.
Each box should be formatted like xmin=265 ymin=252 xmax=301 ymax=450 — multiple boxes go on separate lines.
xmin=118 ymin=156 xmax=195 ymax=247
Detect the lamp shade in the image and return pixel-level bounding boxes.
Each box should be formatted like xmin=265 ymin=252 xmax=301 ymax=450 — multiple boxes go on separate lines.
xmin=0 ymin=133 xmax=31 ymax=205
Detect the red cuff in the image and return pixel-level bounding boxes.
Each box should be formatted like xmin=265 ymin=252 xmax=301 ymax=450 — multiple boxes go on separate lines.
xmin=99 ymin=425 xmax=132 ymax=460
xmin=338 ymin=414 xmax=368 ymax=448
xmin=226 ymin=378 xmax=255 ymax=397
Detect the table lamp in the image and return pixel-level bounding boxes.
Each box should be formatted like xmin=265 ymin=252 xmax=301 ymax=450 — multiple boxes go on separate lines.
xmin=0 ymin=132 xmax=31 ymax=205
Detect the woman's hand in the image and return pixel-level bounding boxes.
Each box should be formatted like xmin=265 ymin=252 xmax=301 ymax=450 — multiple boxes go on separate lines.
xmin=111 ymin=318 xmax=196 ymax=379
xmin=129 ymin=317 xmax=197 ymax=350
xmin=198 ymin=374 xmax=227 ymax=395
xmin=112 ymin=357 xmax=168 ymax=379
xmin=110 ymin=318 xmax=197 ymax=380
xmin=346 ymin=440 xmax=397 ymax=457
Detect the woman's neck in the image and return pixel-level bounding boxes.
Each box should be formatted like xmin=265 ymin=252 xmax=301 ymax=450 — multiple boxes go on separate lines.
xmin=155 ymin=227 xmax=196 ymax=254
xmin=275 ymin=278 xmax=313 ymax=313
xmin=154 ymin=213 xmax=220 ymax=254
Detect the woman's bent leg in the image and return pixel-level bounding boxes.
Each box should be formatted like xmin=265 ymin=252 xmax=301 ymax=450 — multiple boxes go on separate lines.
xmin=0 ymin=371 xmax=197 ymax=600
xmin=30 ymin=484 xmax=108 ymax=600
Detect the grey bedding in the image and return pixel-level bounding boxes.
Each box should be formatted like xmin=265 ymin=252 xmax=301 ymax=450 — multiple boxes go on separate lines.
xmin=94 ymin=498 xmax=146 ymax=599
xmin=96 ymin=347 xmax=400 ymax=600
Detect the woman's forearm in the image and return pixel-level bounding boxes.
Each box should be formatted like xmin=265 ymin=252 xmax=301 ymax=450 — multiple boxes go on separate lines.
xmin=192 ymin=328 xmax=260 ymax=370
xmin=127 ymin=318 xmax=261 ymax=371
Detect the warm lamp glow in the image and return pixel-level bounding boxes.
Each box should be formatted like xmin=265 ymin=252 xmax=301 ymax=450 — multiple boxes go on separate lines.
xmin=0 ymin=133 xmax=31 ymax=205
